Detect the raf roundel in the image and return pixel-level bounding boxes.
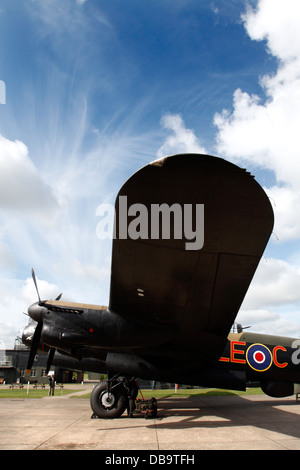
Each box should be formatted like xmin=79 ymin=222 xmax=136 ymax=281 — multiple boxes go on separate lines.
xmin=246 ymin=343 xmax=272 ymax=372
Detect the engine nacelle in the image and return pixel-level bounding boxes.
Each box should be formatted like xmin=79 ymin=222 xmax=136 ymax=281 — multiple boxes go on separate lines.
xmin=261 ymin=381 xmax=294 ymax=398
xmin=21 ymin=321 xmax=50 ymax=353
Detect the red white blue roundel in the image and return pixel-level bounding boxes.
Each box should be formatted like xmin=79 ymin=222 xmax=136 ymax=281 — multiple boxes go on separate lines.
xmin=246 ymin=343 xmax=272 ymax=372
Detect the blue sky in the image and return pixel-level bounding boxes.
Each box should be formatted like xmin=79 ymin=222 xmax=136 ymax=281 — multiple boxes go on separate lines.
xmin=1 ymin=0 xmax=300 ymax=348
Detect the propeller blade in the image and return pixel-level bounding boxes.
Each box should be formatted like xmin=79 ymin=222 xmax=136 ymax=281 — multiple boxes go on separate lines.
xmin=31 ymin=268 xmax=41 ymax=304
xmin=26 ymin=321 xmax=43 ymax=372
xmin=32 ymin=268 xmax=62 ymax=302
xmin=46 ymin=348 xmax=56 ymax=375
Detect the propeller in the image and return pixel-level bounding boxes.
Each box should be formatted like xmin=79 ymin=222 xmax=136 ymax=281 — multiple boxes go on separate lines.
xmin=235 ymin=323 xmax=251 ymax=333
xmin=26 ymin=320 xmax=43 ymax=373
xmin=26 ymin=268 xmax=61 ymax=373
xmin=46 ymin=348 xmax=56 ymax=375
xmin=31 ymin=268 xmax=41 ymax=304
xmin=31 ymin=267 xmax=63 ymax=303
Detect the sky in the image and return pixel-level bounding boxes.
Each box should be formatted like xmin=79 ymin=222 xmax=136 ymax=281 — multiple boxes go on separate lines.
xmin=1 ymin=0 xmax=300 ymax=348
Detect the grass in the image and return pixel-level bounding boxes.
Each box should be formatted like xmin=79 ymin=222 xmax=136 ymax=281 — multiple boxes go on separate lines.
xmin=70 ymin=387 xmax=264 ymax=399
xmin=0 ymin=388 xmax=82 ymax=398
xmin=135 ymin=387 xmax=264 ymax=399
xmin=0 ymin=386 xmax=264 ymax=399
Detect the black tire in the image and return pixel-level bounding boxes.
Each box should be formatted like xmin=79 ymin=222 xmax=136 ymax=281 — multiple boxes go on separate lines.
xmin=90 ymin=381 xmax=127 ymax=419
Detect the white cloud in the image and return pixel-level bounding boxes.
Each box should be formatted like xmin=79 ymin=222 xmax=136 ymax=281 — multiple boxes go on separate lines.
xmin=214 ymin=0 xmax=300 ymax=241
xmin=0 ymin=275 xmax=62 ymax=349
xmin=20 ymin=276 xmax=61 ymax=304
xmin=236 ymin=308 xmax=279 ymax=328
xmin=236 ymin=309 xmax=300 ymax=338
xmin=0 ymin=237 xmax=15 ymax=271
xmin=157 ymin=113 xmax=207 ymax=157
xmin=211 ymin=0 xmax=300 ymax=336
xmin=244 ymin=0 xmax=300 ymax=62
xmin=0 ymin=135 xmax=60 ymax=221
xmin=266 ymin=186 xmax=300 ymax=241
xmin=242 ymin=258 xmax=300 ymax=310
xmin=0 ymin=320 xmax=20 ymax=349
xmin=71 ymin=258 xmax=111 ymax=285
xmin=30 ymin=0 xmax=111 ymax=45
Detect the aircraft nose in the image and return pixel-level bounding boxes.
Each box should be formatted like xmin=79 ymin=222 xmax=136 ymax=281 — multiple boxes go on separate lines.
xmin=28 ymin=302 xmax=45 ymax=322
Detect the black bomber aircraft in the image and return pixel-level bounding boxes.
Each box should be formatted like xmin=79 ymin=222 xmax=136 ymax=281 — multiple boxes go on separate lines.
xmin=22 ymin=153 xmax=300 ymax=418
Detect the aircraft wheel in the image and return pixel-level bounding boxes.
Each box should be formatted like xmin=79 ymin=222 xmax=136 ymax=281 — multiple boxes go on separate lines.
xmin=90 ymin=381 xmax=127 ymax=419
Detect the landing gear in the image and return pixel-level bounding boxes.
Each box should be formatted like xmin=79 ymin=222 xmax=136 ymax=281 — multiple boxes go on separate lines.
xmin=90 ymin=380 xmax=126 ymax=419
xmin=90 ymin=376 xmax=138 ymax=419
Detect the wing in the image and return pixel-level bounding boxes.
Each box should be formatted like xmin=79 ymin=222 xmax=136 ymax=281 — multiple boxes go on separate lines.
xmin=108 ymin=154 xmax=274 ymax=359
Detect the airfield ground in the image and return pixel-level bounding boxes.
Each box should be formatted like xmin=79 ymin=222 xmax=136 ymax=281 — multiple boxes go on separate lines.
xmin=1 ymin=383 xmax=300 ymax=450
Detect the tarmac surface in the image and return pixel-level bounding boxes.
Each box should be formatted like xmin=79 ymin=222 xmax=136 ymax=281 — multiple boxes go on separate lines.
xmin=1 ymin=384 xmax=300 ymax=450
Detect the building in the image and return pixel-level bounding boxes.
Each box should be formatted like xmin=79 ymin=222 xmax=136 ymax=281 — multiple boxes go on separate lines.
xmin=0 ymin=342 xmax=85 ymax=385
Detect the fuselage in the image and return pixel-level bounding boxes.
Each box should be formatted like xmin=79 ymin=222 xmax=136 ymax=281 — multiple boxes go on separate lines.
xmin=22 ymin=300 xmax=300 ymax=398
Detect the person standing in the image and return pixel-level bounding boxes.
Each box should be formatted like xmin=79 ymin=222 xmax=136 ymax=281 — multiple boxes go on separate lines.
xmin=49 ymin=374 xmax=55 ymax=396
